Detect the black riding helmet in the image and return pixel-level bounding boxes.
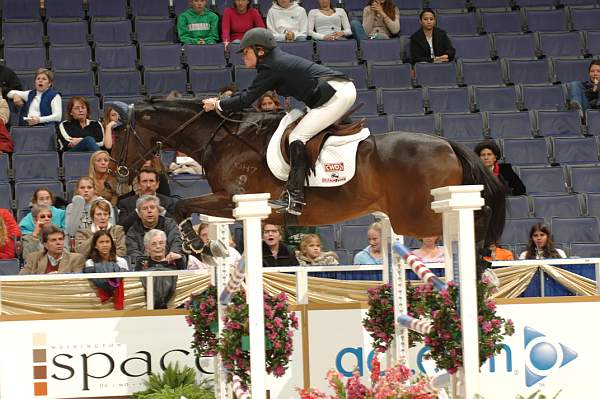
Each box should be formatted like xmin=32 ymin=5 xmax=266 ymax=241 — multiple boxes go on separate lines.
xmin=236 ymin=27 xmax=277 ymax=57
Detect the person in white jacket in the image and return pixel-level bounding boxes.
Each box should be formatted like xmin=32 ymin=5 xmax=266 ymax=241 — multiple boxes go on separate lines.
xmin=267 ymin=0 xmax=308 ymax=41
xmin=307 ymin=0 xmax=352 ymax=40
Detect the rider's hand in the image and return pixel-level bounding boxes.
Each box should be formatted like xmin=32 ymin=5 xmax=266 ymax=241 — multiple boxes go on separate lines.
xmin=202 ymin=98 xmax=219 ymax=112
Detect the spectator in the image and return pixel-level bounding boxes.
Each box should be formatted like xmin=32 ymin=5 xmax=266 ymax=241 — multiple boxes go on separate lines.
xmin=267 ymin=0 xmax=308 ymax=42
xmin=222 ymin=0 xmax=265 ymax=49
xmin=568 ymin=59 xmax=600 ymax=114
xmin=519 ymin=223 xmax=567 ymax=260
xmin=177 ymin=0 xmax=219 ymax=45
xmin=20 ymin=225 xmax=85 ymax=274
xmin=412 ymin=236 xmax=445 ymax=263
xmin=65 ymin=177 xmax=116 ymax=235
xmin=85 ymin=230 xmax=129 ymax=271
xmin=296 ymin=233 xmax=338 ymax=265
xmin=350 ymin=0 xmax=399 ymax=41
xmin=102 ymin=105 xmax=122 ymax=149
xmin=126 ymin=195 xmax=184 ymax=265
xmin=19 ymin=188 xmax=66 ymax=235
xmin=218 ymin=84 xmax=237 ymax=99
xmin=0 ymin=92 xmax=14 ymax=153
xmin=262 ymin=223 xmax=299 ymax=266
xmin=256 ymin=91 xmax=281 ymax=111
xmin=474 ymin=140 xmax=526 ymax=196
xmin=483 ymin=242 xmax=514 ymax=262
xmin=75 ymin=200 xmax=126 ymax=257
xmin=0 ymin=207 xmax=20 ymax=259
xmin=7 ymin=68 xmax=62 ymax=127
xmin=57 ymin=97 xmax=109 ymax=152
xmin=89 ymin=150 xmax=130 ymax=206
xmin=353 ymin=221 xmax=382 ymax=264
xmin=130 ymin=156 xmax=171 ymax=197
xmin=22 ymin=204 xmax=53 ymax=258
xmin=0 ymin=65 xmax=22 ymax=97
xmin=308 ymin=0 xmax=352 ymax=41
xmin=117 ymin=167 xmax=178 ymax=233
xmin=409 ymin=8 xmax=454 ymax=63
xmin=192 ymin=222 xmax=242 ymax=269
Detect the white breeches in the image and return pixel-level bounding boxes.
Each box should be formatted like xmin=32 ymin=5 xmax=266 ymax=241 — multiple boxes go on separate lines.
xmin=289 ymin=79 xmax=357 ymax=144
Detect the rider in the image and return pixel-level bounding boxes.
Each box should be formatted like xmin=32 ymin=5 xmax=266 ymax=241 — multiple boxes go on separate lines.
xmin=202 ymin=28 xmax=357 ymax=216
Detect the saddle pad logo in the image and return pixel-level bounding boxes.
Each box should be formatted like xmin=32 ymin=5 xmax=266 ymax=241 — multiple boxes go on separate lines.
xmin=524 ymin=326 xmax=577 ymax=387
xmin=324 ymin=163 xmax=345 ymax=172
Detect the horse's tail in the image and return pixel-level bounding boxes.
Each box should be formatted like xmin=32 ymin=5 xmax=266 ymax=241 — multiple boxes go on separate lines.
xmin=447 ymin=140 xmax=506 ymax=246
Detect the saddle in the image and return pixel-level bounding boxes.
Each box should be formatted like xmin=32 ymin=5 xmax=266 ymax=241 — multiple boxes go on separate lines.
xmin=280 ymin=115 xmax=365 ymax=167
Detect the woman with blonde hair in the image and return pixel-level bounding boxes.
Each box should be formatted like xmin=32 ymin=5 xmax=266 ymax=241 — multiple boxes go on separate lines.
xmin=88 ymin=150 xmax=130 ymax=206
xmin=0 ymin=207 xmax=21 ymax=259
xmin=65 ymin=177 xmax=116 ymax=235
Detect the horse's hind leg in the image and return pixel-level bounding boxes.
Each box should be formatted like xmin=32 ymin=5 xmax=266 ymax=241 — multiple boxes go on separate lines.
xmin=173 ymin=192 xmax=235 ymax=222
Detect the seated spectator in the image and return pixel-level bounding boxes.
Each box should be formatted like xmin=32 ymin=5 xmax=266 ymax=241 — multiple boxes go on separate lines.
xmin=412 ymin=236 xmax=445 ymax=263
xmin=474 ymin=140 xmax=526 ymax=196
xmin=191 ymin=222 xmax=242 ymax=269
xmin=20 ymin=225 xmax=85 ymax=274
xmin=177 ymin=0 xmax=219 ymax=45
xmin=262 ymin=223 xmax=299 ymax=266
xmin=89 ymin=150 xmax=130 ymax=206
xmin=409 ymin=8 xmax=454 ymax=63
xmin=65 ymin=177 xmax=116 ymax=235
xmin=256 ymin=91 xmax=281 ymax=111
xmin=218 ymin=84 xmax=237 ymax=99
xmin=0 ymin=92 xmax=13 ymax=153
xmin=296 ymin=233 xmax=338 ymax=265
xmin=75 ymin=200 xmax=126 ymax=257
xmin=350 ymin=0 xmax=399 ymax=41
xmin=85 ymin=230 xmax=129 ymax=271
xmin=126 ymin=195 xmax=184 ymax=265
xmin=57 ymin=97 xmax=109 ymax=152
xmin=19 ymin=188 xmax=66 ymax=235
xmin=102 ymin=105 xmax=122 ymax=150
xmin=0 ymin=207 xmax=20 ymax=259
xmin=483 ymin=242 xmax=514 ymax=262
xmin=222 ymin=0 xmax=265 ymax=48
xmin=568 ymin=60 xmax=600 ymax=114
xmin=0 ymin=65 xmax=22 ymax=98
xmin=353 ymin=221 xmax=383 ymax=265
xmin=308 ymin=0 xmax=352 ymax=41
xmin=267 ymin=0 xmax=308 ymax=42
xmin=7 ymin=68 xmax=62 ymax=127
xmin=519 ymin=223 xmax=567 ymax=260
xmin=22 ymin=205 xmax=53 ymax=258
xmin=129 ymin=156 xmax=172 ymax=197
xmin=118 ymin=167 xmax=178 ymax=233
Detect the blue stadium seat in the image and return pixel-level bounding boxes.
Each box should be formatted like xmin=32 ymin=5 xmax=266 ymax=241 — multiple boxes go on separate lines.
xmin=399 ymin=14 xmax=421 ymax=36
xmin=502 ymin=138 xmax=549 ymax=165
xmin=480 ymin=10 xmax=523 ymax=34
xmin=278 ymin=41 xmax=314 ymax=61
xmin=523 ymin=8 xmax=568 ymax=33
xmin=570 ymin=242 xmax=600 ymax=258
xmin=91 ymin=18 xmax=133 ymax=44
xmin=449 ymin=35 xmax=492 ymax=61
xmin=1 ymin=0 xmax=41 ymax=20
xmin=428 ymin=0 xmax=467 ymax=9
xmin=63 ymin=152 xmax=94 ymax=181
xmin=189 ymin=67 xmax=233 ymax=94
xmin=586 ymin=193 xmax=600 ymax=218
xmin=94 ymin=44 xmax=138 ymax=70
xmin=500 ymin=217 xmax=545 ymax=245
xmin=381 ymin=88 xmax=425 ymax=115
xmin=538 ymin=31 xmax=585 ymax=58
xmin=437 ymin=12 xmax=479 ymax=35
xmin=354 ymin=90 xmax=379 ymax=116
xmin=473 ymin=85 xmax=519 ymax=112
xmin=140 ymin=43 xmax=183 ymax=68
xmin=87 ymin=0 xmax=128 ymax=18
xmin=11 ymin=126 xmax=56 ymax=152
xmin=360 ymin=115 xmax=390 ymax=134
xmin=571 ymin=7 xmax=600 ymax=31
xmin=144 ymin=68 xmax=188 ymax=95
xmin=54 ymin=70 xmax=96 ymax=96
xmin=134 ymin=17 xmax=177 ymax=43
xmin=536 ymin=110 xmax=582 ymax=137
xmin=439 ymin=112 xmax=484 ymax=140
xmin=316 ymin=40 xmax=358 ymax=64
xmin=551 ymin=216 xmax=600 ymax=244
xmin=585 ymin=31 xmax=600 ymax=57
xmin=3 ymin=46 xmax=46 ymax=71
xmin=486 ymin=111 xmax=534 ymax=139
xmin=532 ymin=194 xmax=583 ymax=222
xmin=460 ymin=60 xmax=504 ymax=86
xmin=472 ymin=0 xmax=511 ymax=7
xmin=493 ymin=33 xmax=539 ymax=59
xmin=173 ymin=0 xmax=190 ymax=14
xmin=13 ymin=153 xmax=60 ymax=181
xmin=46 ymin=19 xmax=88 ymax=45
xmin=14 ymin=181 xmax=63 ymax=213
xmin=505 ymin=59 xmax=551 ymax=85
xmin=318 ymin=224 xmax=336 ymax=251
xmin=334 ymin=65 xmax=368 ymax=90
xmin=49 ymin=45 xmax=93 ymax=70
xmin=519 ymin=166 xmax=568 ymax=193
xmin=569 ymin=165 xmax=600 ymax=193
xmin=520 ymin=84 xmax=567 ymax=111
xmin=340 ymin=225 xmax=369 ymax=254
xmin=130 ymin=0 xmax=170 ymax=17
xmin=233 ymin=65 xmax=257 ymax=90
xmin=170 ymin=175 xmax=212 ymax=198
xmin=553 ymin=58 xmax=591 ymax=84
xmin=342 ymin=214 xmax=377 ymax=225
xmin=360 ymin=38 xmax=402 ymax=62
xmin=392 ymin=114 xmax=436 ymax=135
xmin=0 ymin=259 xmax=20 ymax=275
xmin=426 ymin=87 xmax=470 ymax=113
xmin=586 ymin=110 xmax=600 ymax=136
xmin=44 ymin=0 xmax=85 ymax=19
xmin=415 ymin=62 xmax=458 ymax=87
xmin=1 ymin=20 xmax=43 ymax=45
xmin=97 ymin=69 xmax=142 ymax=96
xmin=227 ymin=42 xmax=244 ymax=65
xmin=0 ymin=184 xmax=12 ymax=211
xmin=0 ymin=154 xmax=9 ymax=183
xmin=369 ymin=63 xmax=412 ymax=89
xmin=506 ymin=195 xmax=531 ymax=219
xmin=184 ymin=43 xmax=227 ymax=67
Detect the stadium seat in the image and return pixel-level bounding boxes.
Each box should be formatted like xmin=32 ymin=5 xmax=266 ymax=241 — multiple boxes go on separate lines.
xmin=170 ymin=175 xmax=212 ymax=198
xmin=91 ymin=18 xmax=133 ymax=44
xmin=11 ymin=126 xmax=56 ymax=152
xmin=428 ymin=0 xmax=467 ymax=9
xmin=486 ymin=111 xmax=534 ymax=139
xmin=173 ymin=0 xmax=190 ymax=14
xmin=500 ymin=217 xmax=545 ymax=245
xmin=140 ymin=43 xmax=183 ymax=68
xmin=493 ymin=33 xmax=538 ymax=59
xmin=536 ymin=110 xmax=582 ymax=137
xmin=97 ymin=69 xmax=142 ymax=96
xmin=551 ymin=136 xmax=599 ymax=165
xmin=184 ymin=43 xmax=227 ymax=67
xmin=586 ymin=193 xmax=600 ymax=218
xmin=3 ymin=46 xmax=46 ymax=71
xmin=189 ymin=67 xmax=233 ymax=94
xmin=13 ymin=153 xmax=60 ymax=181
xmin=94 ymin=44 xmax=138 ymax=70
xmin=472 ymin=0 xmax=511 ymax=8
xmin=144 ymin=68 xmax=188 ymax=96
xmin=0 ymin=154 xmax=9 ymax=183
xmin=49 ymin=45 xmax=93 ymax=70
xmin=505 ymin=59 xmax=552 ymax=85
xmin=399 ymin=14 xmax=421 ymax=36
xmin=523 ymin=8 xmax=568 ymax=32
xmin=369 ymin=63 xmax=412 ymax=89
xmin=340 ymin=225 xmax=369 ymax=255
xmin=87 ymin=0 xmax=128 ymax=18
xmin=134 ymin=17 xmax=177 ymax=43
xmin=568 ymin=165 xmax=600 ymax=193
xmin=318 ymin=224 xmax=336 ymax=251
xmin=334 ymin=65 xmax=368 ymax=90
xmin=460 ymin=60 xmax=504 ymax=86
xmin=437 ymin=12 xmax=479 ymax=35
xmin=360 ymin=39 xmax=402 ymax=62
xmin=570 ymin=242 xmax=600 ymax=258
xmin=54 ymin=70 xmax=96 ymax=96
xmin=233 ymin=66 xmax=257 ymax=90
xmin=426 ymin=87 xmax=470 ymax=113
xmin=1 ymin=0 xmax=41 ymax=20
xmin=0 ymin=259 xmax=20 ymax=275
xmin=472 ymin=85 xmax=519 ymax=112
xmin=502 ymin=138 xmax=549 ymax=165
xmin=571 ymin=7 xmax=600 ymax=31
xmin=354 ymin=90 xmax=380 ymax=116
xmin=520 ymin=84 xmax=567 ymax=111
xmin=531 ymin=194 xmax=583 ymax=222
xmin=130 ymin=0 xmax=170 ymax=17
xmin=381 ymin=88 xmax=425 ymax=115
xmin=0 ymin=184 xmax=12 ymax=211
xmin=538 ymin=31 xmax=585 ymax=58
xmin=551 ymin=216 xmax=600 ymax=244
xmin=15 ymin=181 xmax=63 ymax=213
xmin=552 ymin=58 xmax=591 ymax=84
xmin=392 ymin=114 xmax=436 ymax=135
xmin=316 ymin=40 xmax=358 ymax=64
xmin=360 ymin=115 xmax=390 ymax=134
xmin=585 ymin=110 xmax=600 ymax=136
xmin=278 ymin=41 xmax=314 ymax=61
xmin=415 ymin=62 xmax=458 ymax=87
xmin=46 ymin=19 xmax=88 ymax=45
xmin=44 ymin=0 xmax=85 ymax=19
xmin=480 ymin=10 xmax=523 ymax=34
xmin=439 ymin=112 xmax=484 ymax=140
xmin=63 ymin=152 xmax=94 ymax=181
xmin=519 ymin=166 xmax=568 ymax=193
xmin=505 ymin=195 xmax=531 ymax=219
xmin=1 ymin=20 xmax=43 ymax=45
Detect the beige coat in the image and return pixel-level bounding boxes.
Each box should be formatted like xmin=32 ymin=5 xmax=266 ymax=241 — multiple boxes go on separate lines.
xmin=74 ymin=225 xmax=127 ymax=257
xmin=20 ymin=251 xmax=86 ymax=275
xmin=0 ymin=98 xmax=9 ymax=125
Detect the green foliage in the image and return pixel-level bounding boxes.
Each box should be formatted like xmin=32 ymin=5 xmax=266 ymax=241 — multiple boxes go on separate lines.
xmin=133 ymin=362 xmax=214 ymax=399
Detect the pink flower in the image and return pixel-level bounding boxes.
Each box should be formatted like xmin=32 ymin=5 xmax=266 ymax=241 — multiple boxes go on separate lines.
xmin=482 ymin=321 xmax=492 ymax=333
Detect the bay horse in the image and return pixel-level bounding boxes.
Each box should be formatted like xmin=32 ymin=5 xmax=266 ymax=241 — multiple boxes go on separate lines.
xmin=112 ymin=99 xmax=505 ymax=246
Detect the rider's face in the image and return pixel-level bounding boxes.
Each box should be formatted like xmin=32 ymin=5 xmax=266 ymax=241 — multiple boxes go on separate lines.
xmin=242 ymin=47 xmax=258 ymax=68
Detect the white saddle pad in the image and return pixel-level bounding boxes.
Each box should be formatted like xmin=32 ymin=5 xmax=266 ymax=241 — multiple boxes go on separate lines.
xmin=266 ymin=110 xmax=371 ymax=187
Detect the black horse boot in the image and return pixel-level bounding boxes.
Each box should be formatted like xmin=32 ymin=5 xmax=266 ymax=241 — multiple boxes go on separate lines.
xmin=178 ymin=218 xmax=205 ymax=254
xmin=269 ymin=140 xmax=307 ymax=215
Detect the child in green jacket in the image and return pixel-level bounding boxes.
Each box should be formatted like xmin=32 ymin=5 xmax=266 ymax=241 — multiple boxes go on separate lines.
xmin=177 ymin=0 xmax=219 ymax=44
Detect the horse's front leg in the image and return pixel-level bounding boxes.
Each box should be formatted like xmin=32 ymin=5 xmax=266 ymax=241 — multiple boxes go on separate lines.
xmin=173 ymin=192 xmax=235 ymax=222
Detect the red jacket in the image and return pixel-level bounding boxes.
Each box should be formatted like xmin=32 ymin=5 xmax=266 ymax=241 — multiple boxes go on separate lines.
xmin=0 ymin=208 xmax=21 ymax=259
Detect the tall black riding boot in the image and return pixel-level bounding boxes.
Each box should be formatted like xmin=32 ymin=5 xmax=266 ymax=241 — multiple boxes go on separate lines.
xmin=269 ymin=140 xmax=307 ymax=215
